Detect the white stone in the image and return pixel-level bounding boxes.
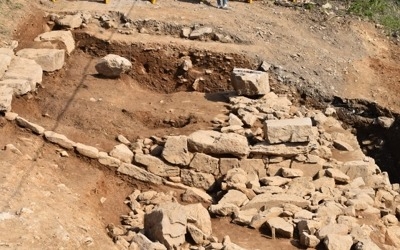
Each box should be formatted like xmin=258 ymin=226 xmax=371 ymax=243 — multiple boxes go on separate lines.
xmin=95 ymin=54 xmax=132 ymax=77
xmin=56 ymin=13 xmax=82 ymax=29
xmin=75 ymin=143 xmax=99 ymax=159
xmin=110 ymin=144 xmax=133 ymax=163
xmin=16 ymin=49 xmax=64 ymax=72
xmin=326 ymin=168 xmax=350 ymax=183
xmin=281 ymin=167 xmax=304 ymax=178
xmin=161 ymin=135 xmax=192 ymax=166
xmin=231 ymin=68 xmax=270 ymax=96
xmin=34 ymin=30 xmax=75 ymax=54
xmin=188 ymin=130 xmax=249 ymax=158
xmin=0 ymin=79 xmax=31 ymax=96
xmin=323 ymin=234 xmax=353 ymax=250
xmin=15 ymin=117 xmax=45 ymax=135
xmin=266 ymin=217 xmax=293 ymax=238
xmin=2 ymin=57 xmax=42 ymax=90
xmin=44 ymin=131 xmax=76 ymax=149
xmin=98 ymin=152 xmax=121 ymax=168
xmin=0 ymin=86 xmax=13 ymax=112
xmin=264 ymin=118 xmax=313 ymax=144
xmin=117 ymin=163 xmax=162 ymax=184
xmin=189 ymin=27 xmax=213 ymax=39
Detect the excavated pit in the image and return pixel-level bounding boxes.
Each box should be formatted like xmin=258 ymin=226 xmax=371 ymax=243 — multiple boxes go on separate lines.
xmin=74 ymin=32 xmax=400 ymax=184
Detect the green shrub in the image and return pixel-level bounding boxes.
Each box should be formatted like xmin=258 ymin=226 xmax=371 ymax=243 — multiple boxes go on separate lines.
xmin=348 ymin=0 xmax=400 ymax=34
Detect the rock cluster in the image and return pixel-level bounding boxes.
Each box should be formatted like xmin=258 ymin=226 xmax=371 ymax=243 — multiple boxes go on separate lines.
xmin=2 ymin=24 xmax=400 ymax=250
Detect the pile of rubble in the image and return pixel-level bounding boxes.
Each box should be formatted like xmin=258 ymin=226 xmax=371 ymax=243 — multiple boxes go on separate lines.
xmin=1 ymin=19 xmax=400 ymax=250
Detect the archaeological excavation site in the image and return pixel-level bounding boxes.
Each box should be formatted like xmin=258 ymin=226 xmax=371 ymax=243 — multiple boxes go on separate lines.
xmin=1 ymin=0 xmax=400 ymax=249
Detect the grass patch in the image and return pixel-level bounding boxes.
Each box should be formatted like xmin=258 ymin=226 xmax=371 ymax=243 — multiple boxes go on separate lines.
xmin=348 ymin=0 xmax=400 ymax=34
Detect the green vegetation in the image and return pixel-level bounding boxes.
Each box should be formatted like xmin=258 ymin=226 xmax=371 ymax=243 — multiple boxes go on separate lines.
xmin=348 ymin=0 xmax=400 ymax=34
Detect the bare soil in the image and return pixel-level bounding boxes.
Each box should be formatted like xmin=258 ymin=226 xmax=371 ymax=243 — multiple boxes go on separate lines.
xmin=0 ymin=0 xmax=399 ymax=249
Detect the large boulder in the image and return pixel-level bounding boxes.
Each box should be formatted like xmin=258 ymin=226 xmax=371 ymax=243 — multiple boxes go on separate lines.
xmin=2 ymin=57 xmax=42 ymax=90
xmin=34 ymin=30 xmax=75 ymax=55
xmin=16 ymin=49 xmax=65 ymax=72
xmin=95 ymin=54 xmax=132 ymax=77
xmin=188 ymin=130 xmax=249 ymax=158
xmin=110 ymin=144 xmax=133 ymax=163
xmin=231 ymin=68 xmax=269 ymax=96
xmin=144 ymin=202 xmax=187 ymax=249
xmin=263 ymin=118 xmax=313 ymax=144
xmin=135 ymin=153 xmax=180 ymax=177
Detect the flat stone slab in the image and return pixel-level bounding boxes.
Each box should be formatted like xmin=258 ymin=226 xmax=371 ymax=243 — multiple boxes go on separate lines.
xmin=117 ymin=163 xmax=163 ymax=185
xmin=2 ymin=56 xmax=42 ymax=90
xmin=15 ymin=117 xmax=45 ymax=135
xmin=0 ymin=79 xmax=31 ymax=96
xmin=44 ymin=131 xmax=76 ymax=149
xmin=16 ymin=49 xmax=65 ymax=72
xmin=242 ymin=193 xmax=311 ymax=210
xmin=264 ymin=117 xmax=313 ymax=144
xmin=34 ymin=30 xmax=75 ymax=55
xmin=188 ymin=130 xmax=249 ymax=158
xmin=231 ymin=68 xmax=270 ymax=96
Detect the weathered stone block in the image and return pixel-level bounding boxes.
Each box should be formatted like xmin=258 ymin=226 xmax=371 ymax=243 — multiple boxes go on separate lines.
xmin=264 ymin=118 xmax=313 ymax=144
xmin=231 ymin=68 xmax=269 ymax=96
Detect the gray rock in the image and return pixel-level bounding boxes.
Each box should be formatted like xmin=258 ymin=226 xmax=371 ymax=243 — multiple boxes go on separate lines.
xmin=249 ymin=207 xmax=283 ymax=229
xmin=377 ymin=116 xmax=394 ymax=128
xmin=16 ymin=49 xmax=64 ymax=72
xmin=326 ymin=168 xmax=350 ymax=183
xmin=34 ymin=30 xmax=75 ymax=54
xmin=299 ymin=232 xmax=320 ymax=248
xmin=184 ymin=203 xmax=212 ymax=243
xmin=75 ymin=143 xmax=99 ymax=159
xmin=266 ymin=217 xmax=293 ymax=238
xmin=323 ymin=234 xmax=353 ymax=250
xmin=0 ymin=49 xmax=13 ymax=79
xmin=281 ymin=167 xmax=303 ymax=178
xmin=95 ymin=54 xmax=132 ymax=77
xmin=229 ymin=113 xmax=244 ymax=126
xmin=161 ymin=135 xmax=192 ymax=166
xmin=44 ymin=131 xmax=76 ymax=149
xmin=189 ymin=153 xmax=219 ymax=175
xmin=250 ymin=142 xmax=310 ymax=157
xmin=180 ymin=27 xmax=191 ymax=38
xmin=259 ymin=176 xmax=291 ymax=186
xmin=180 ymin=169 xmax=215 ymax=190
xmin=98 ymin=152 xmax=121 ymax=168
xmin=187 ymin=224 xmax=208 ymax=245
xmin=353 ymin=239 xmax=382 ymax=250
xmin=219 ymin=158 xmax=240 ymax=176
xmin=180 ymin=187 xmax=212 ymax=204
xmin=144 ymin=202 xmax=187 ymax=249
xmin=231 ymin=68 xmax=269 ymax=96
xmin=117 ymin=134 xmax=131 ymax=145
xmin=56 ymin=13 xmax=82 ymax=29
xmin=264 ymin=118 xmax=313 ymax=144
xmin=333 ymin=139 xmax=354 ymax=151
xmin=15 ymin=117 xmax=45 ymax=135
xmin=110 ymin=144 xmax=133 ymax=163
xmin=131 ymin=232 xmax=167 ymax=250
xmin=286 ymin=177 xmax=315 ymax=197
xmin=135 ymin=153 xmax=180 ymax=177
xmin=3 ymin=56 xmax=42 ymax=90
xmin=117 ymin=163 xmax=162 ymax=184
xmin=232 ymin=208 xmax=258 ymax=226
xmin=218 ymin=189 xmax=248 ymax=207
xmin=317 ymin=223 xmax=349 ymax=239
xmin=188 ymin=130 xmax=249 ymax=158
xmin=189 ymin=27 xmax=213 ymax=39
xmin=0 ymin=79 xmax=31 ymax=96
xmin=242 ymin=193 xmax=310 ymax=210
xmin=209 ymin=203 xmax=239 ymax=216
xmin=0 ymin=86 xmax=13 ymax=112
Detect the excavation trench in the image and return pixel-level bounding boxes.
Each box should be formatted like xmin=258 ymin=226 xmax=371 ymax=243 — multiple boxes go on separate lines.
xmin=72 ymin=32 xmax=400 ymax=184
